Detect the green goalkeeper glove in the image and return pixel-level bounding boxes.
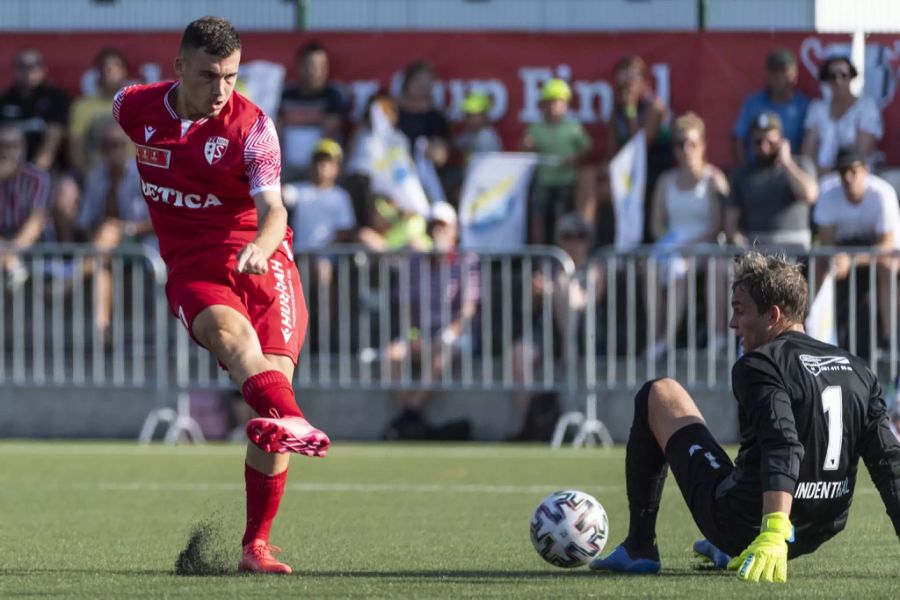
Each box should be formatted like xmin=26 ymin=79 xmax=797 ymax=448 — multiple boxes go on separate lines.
xmin=726 ymin=512 xmax=793 ymax=583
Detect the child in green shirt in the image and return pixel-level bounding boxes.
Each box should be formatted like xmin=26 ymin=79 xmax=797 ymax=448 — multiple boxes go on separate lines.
xmin=522 ymin=78 xmax=592 ymax=244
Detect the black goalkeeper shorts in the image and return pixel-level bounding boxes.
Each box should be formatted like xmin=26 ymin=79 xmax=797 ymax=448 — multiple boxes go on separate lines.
xmin=664 ymin=422 xmax=757 ymax=557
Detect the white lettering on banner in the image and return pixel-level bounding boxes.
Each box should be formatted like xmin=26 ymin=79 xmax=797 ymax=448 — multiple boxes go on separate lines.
xmin=794 ymin=478 xmax=851 ymax=500
xmin=518 ymin=66 xmax=555 ymax=123
xmin=108 ymin=61 xmax=664 ymax=128
xmin=140 ymin=179 xmax=223 ymax=209
xmin=518 ymin=64 xmax=670 ymax=123
xmin=573 ymin=80 xmax=613 ymax=124
xmin=270 ymin=258 xmax=295 ymax=344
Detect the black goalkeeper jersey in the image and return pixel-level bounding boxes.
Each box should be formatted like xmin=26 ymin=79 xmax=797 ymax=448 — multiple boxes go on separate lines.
xmin=724 ymin=331 xmax=900 ymax=555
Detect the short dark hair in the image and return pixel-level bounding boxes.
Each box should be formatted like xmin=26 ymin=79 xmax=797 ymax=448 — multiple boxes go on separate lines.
xmin=297 ymin=42 xmax=326 ymax=61
xmin=765 ymin=48 xmax=796 ymax=71
xmin=180 ymin=16 xmax=241 ymax=58
xmin=818 ymin=56 xmax=858 ymax=82
xmin=94 ymin=47 xmax=128 ymax=71
xmin=732 ymin=252 xmax=808 ymax=324
xmin=401 ymin=60 xmax=434 ymax=93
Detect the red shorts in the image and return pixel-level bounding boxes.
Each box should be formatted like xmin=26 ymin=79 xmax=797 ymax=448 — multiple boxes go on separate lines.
xmin=165 ymin=245 xmax=308 ymax=364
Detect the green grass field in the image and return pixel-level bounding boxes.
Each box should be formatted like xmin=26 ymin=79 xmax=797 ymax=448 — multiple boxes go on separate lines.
xmin=1 ymin=442 xmax=897 ymax=598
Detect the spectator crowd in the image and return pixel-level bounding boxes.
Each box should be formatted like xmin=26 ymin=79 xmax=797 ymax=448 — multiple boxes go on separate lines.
xmin=2 ymin=43 xmax=900 ymax=442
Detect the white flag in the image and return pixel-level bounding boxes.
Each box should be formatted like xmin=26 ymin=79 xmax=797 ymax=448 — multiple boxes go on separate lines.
xmin=238 ymin=60 xmax=286 ymax=118
xmin=458 ymin=152 xmax=538 ymax=249
xmin=806 ymin=273 xmax=837 ymax=345
xmin=850 ymin=30 xmax=866 ymax=98
xmin=366 ymin=104 xmax=430 ymax=216
xmin=610 ymin=130 xmax=647 ymax=251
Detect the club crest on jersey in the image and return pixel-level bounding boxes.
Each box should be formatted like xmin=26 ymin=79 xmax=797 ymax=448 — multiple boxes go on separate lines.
xmin=798 ymin=354 xmax=852 ymax=376
xmin=204 ymin=136 xmax=229 ymax=165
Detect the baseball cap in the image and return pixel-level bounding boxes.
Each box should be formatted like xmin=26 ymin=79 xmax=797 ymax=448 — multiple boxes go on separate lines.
xmin=429 ymin=201 xmax=457 ymax=226
xmin=462 ymin=91 xmax=491 ymax=115
xmin=752 ymin=111 xmax=783 ymax=133
xmin=541 ymin=78 xmax=572 ymax=102
xmin=311 ymin=138 xmax=343 ymax=162
xmin=766 ymin=48 xmax=797 ymax=71
xmin=834 ymin=146 xmax=865 ymax=170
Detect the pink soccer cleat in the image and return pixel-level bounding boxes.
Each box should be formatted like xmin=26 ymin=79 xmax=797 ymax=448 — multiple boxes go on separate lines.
xmin=238 ymin=540 xmax=292 ymax=574
xmin=246 ymin=415 xmax=331 ymax=457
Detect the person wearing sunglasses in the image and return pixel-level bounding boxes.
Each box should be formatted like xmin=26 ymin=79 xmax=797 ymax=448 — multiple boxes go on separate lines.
xmin=647 ymin=112 xmax=729 ymax=359
xmin=801 ymin=56 xmax=883 ymax=175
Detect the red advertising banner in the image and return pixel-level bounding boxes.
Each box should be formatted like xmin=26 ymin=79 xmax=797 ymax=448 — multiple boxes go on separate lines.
xmin=1 ymin=31 xmax=898 ymax=166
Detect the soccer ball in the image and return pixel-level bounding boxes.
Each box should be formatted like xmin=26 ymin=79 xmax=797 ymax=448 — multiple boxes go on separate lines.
xmin=530 ymin=490 xmax=609 ymax=568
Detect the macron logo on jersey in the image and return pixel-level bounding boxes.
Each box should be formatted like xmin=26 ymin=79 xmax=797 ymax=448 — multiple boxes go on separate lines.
xmin=144 ymin=125 xmax=156 ymax=142
xmin=140 ymin=179 xmax=223 ymax=209
xmin=798 ymin=354 xmax=852 ymax=377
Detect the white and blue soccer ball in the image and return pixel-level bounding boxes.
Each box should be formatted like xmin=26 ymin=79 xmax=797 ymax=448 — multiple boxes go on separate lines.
xmin=530 ymin=490 xmax=609 ymax=568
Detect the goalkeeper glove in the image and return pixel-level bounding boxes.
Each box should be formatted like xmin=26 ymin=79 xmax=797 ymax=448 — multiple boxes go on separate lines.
xmin=726 ymin=512 xmax=793 ymax=583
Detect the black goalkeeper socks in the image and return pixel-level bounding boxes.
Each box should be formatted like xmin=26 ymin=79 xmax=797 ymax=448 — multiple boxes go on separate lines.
xmin=623 ymin=379 xmax=667 ymax=559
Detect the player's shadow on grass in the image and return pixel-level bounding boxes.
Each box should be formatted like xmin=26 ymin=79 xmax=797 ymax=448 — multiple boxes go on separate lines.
xmin=0 ymin=568 xmax=173 ymax=577
xmin=298 ymin=569 xmax=710 ymax=579
xmin=0 ymin=568 xmax=730 ymax=579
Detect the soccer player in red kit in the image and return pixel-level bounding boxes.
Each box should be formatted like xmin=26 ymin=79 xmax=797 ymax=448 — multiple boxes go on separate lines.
xmin=113 ymin=16 xmax=330 ymax=574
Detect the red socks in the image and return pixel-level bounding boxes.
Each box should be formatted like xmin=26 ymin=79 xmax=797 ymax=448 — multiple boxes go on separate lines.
xmin=242 ymin=370 xmax=303 ymax=419
xmin=242 ymin=463 xmax=288 ymax=546
xmin=240 ymin=372 xmax=299 ymax=545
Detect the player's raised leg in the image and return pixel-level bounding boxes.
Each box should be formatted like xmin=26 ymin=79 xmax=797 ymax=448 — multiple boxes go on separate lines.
xmin=590 ymin=377 xmax=704 ymax=574
xmin=191 ymin=304 xmax=330 ymax=458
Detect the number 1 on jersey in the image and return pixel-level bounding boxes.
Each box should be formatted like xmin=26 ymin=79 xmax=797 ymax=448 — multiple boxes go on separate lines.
xmin=821 ymin=386 xmax=843 ymax=471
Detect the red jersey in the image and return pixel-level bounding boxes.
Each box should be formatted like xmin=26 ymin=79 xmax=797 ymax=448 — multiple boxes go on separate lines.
xmin=113 ymin=81 xmax=288 ymax=267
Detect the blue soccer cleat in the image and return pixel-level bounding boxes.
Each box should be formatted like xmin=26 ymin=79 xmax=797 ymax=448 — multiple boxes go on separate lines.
xmin=692 ymin=538 xmax=731 ymax=569
xmin=589 ymin=544 xmax=661 ymax=574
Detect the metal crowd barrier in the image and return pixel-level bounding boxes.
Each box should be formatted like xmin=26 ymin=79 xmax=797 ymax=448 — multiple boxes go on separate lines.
xmin=173 ymin=246 xmax=577 ymax=393
xmin=578 ymin=245 xmax=898 ymax=388
xmin=2 ymin=244 xmax=897 ymax=446
xmin=0 ymin=243 xmax=169 ymax=410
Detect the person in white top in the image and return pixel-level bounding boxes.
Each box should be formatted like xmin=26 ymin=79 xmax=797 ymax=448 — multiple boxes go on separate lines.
xmin=282 ymin=138 xmax=356 ymax=252
xmin=801 ymin=56 xmax=883 ymax=175
xmin=814 ymin=146 xmax=900 ymax=344
xmin=282 ymin=138 xmax=357 ymax=307
xmin=647 ymin=112 xmax=729 ymax=357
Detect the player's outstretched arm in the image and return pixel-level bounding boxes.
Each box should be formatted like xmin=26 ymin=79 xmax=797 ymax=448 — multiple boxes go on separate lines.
xmin=236 ymin=189 xmax=287 ymax=275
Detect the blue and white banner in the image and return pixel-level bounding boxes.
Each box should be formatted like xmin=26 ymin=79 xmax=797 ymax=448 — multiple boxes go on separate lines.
xmin=458 ymin=152 xmax=538 ymax=249
xmin=367 ymin=104 xmax=431 ymax=216
xmin=609 ymin=130 xmax=647 ymax=251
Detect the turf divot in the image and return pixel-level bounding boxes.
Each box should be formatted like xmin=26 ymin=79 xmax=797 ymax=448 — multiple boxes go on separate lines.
xmin=175 ymin=518 xmax=233 ymax=576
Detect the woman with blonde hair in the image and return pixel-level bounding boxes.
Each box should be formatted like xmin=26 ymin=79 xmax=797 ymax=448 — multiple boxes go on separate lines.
xmin=647 ymin=112 xmax=728 ymax=358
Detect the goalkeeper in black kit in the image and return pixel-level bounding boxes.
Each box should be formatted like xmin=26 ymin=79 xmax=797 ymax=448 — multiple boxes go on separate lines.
xmin=590 ymin=252 xmax=900 ymax=582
